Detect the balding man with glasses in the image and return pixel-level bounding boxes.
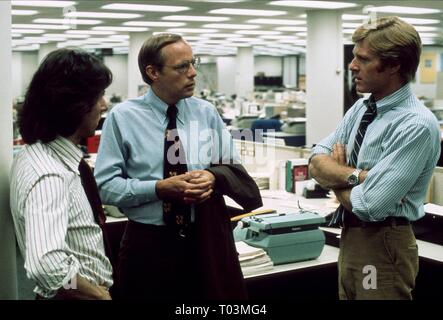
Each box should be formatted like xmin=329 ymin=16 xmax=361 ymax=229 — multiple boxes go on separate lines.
xmin=94 ymin=34 xmax=262 ymax=300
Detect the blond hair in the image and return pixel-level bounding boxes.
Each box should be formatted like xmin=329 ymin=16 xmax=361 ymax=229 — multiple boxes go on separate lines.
xmin=352 ymin=16 xmax=421 ymax=83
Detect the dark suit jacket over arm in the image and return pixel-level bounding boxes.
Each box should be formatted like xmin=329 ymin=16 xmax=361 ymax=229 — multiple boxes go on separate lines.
xmin=195 ymin=164 xmax=262 ymax=300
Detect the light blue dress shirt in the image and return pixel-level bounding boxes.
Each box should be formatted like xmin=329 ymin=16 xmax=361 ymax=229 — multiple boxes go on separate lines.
xmin=311 ymin=84 xmax=441 ymax=222
xmin=94 ymin=89 xmax=239 ymax=225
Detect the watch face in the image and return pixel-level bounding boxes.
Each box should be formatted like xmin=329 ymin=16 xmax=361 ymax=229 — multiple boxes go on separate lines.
xmin=348 ymin=174 xmax=358 ymax=185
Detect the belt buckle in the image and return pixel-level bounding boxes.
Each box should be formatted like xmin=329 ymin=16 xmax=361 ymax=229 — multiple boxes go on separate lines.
xmin=179 ymin=227 xmax=187 ymax=238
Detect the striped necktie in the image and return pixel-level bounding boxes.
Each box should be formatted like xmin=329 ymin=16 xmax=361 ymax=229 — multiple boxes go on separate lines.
xmin=329 ymin=97 xmax=377 ymax=227
xmin=163 ymin=105 xmax=191 ymax=235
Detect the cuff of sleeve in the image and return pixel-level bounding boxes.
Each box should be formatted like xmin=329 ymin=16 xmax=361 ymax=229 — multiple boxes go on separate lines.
xmin=34 ymin=255 xmax=80 ymax=299
xmin=350 ymin=186 xmax=370 ymax=221
xmin=133 ymin=180 xmax=159 ymax=203
xmin=309 ymin=145 xmax=331 ymax=163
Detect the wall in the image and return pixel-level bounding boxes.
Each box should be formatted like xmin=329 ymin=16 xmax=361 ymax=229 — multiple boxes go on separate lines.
xmin=411 ymin=46 xmax=443 ymax=100
xmin=104 ymin=54 xmax=128 ymax=100
xmin=12 ymin=52 xmax=22 ymax=100
xmin=0 ymin=0 xmax=18 ymax=300
xmin=11 ymin=51 xmax=38 ymax=99
xmin=21 ymin=52 xmax=38 ymax=96
xmin=217 ymin=56 xmax=236 ymax=96
xmin=306 ymin=11 xmax=344 ymax=146
xmin=196 ymin=62 xmax=217 ymax=95
xmin=255 ymin=56 xmax=282 ymax=77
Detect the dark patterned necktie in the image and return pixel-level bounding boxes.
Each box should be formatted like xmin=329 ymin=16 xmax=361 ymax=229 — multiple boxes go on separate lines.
xmin=329 ymin=97 xmax=377 ymax=227
xmin=78 ymin=159 xmax=115 ymax=267
xmin=163 ymin=105 xmax=191 ymax=235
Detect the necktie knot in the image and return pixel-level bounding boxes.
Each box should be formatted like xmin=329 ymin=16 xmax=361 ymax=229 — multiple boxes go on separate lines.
xmin=166 ymin=105 xmax=178 ymax=121
xmin=364 ymin=97 xmax=377 ymax=116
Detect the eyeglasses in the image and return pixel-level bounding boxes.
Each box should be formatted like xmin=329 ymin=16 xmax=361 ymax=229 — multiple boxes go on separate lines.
xmin=162 ymin=56 xmax=201 ymax=74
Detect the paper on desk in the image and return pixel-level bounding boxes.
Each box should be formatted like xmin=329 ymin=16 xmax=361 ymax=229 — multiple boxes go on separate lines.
xmin=424 ymin=203 xmax=443 ymax=217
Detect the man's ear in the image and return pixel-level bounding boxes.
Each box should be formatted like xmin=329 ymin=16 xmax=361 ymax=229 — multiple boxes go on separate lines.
xmin=145 ymin=65 xmax=159 ymax=83
xmin=389 ymin=63 xmax=401 ymax=75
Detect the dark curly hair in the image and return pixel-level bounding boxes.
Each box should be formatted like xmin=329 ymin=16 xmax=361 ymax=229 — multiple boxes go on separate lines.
xmin=19 ymin=48 xmax=112 ymax=144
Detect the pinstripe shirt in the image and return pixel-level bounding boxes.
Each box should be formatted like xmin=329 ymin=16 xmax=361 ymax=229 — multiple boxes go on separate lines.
xmin=10 ymin=136 xmax=113 ymax=298
xmin=312 ymin=84 xmax=441 ymax=222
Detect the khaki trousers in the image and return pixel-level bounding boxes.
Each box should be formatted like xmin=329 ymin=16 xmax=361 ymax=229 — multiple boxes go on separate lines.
xmin=338 ymin=224 xmax=419 ymax=300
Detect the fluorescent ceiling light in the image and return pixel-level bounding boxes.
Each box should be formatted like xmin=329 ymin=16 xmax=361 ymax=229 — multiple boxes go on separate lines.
xmin=414 ymin=26 xmax=439 ymax=32
xmin=180 ymin=36 xmax=206 ymax=41
xmin=278 ymin=39 xmax=306 ymax=45
xmin=421 ymin=39 xmax=436 ymax=45
xmin=197 ymin=39 xmax=229 ymax=44
xmin=12 ymin=10 xmax=38 ymax=15
xmin=64 ymin=11 xmax=142 ymax=19
xmin=167 ymin=28 xmax=218 ymax=33
xmin=225 ymin=43 xmax=251 ymax=47
xmin=209 ymin=8 xmax=286 ymax=16
xmin=230 ymin=37 xmax=266 ymax=42
xmin=13 ymin=24 xmax=70 ymax=30
xmin=92 ymin=26 xmax=149 ymax=32
xmin=12 ymin=1 xmax=76 ymax=7
xmin=342 ymin=14 xmax=367 ymax=21
xmin=33 ymin=18 xmax=102 ymax=25
xmin=203 ymin=23 xmax=259 ymax=29
xmin=342 ymin=23 xmax=361 ymax=28
xmin=342 ymin=29 xmax=356 ymax=34
xmin=418 ymin=33 xmax=439 ymax=38
xmin=66 ymin=30 xmax=116 ymax=35
xmin=399 ymin=17 xmax=440 ymax=25
xmin=12 ymin=28 xmax=44 ymax=34
xmin=235 ymin=30 xmax=282 ymax=35
xmin=162 ymin=15 xmax=230 ymax=22
xmin=41 ymin=34 xmax=67 ymax=38
xmin=200 ymin=33 xmax=243 ymax=38
xmin=45 ymin=33 xmax=89 ymax=39
xmin=13 ymin=45 xmax=40 ymax=51
xmin=12 ymin=33 xmax=22 ymax=38
xmin=366 ymin=6 xmax=440 ymax=14
xmin=109 ymin=34 xmax=130 ymax=39
xmin=85 ymin=38 xmax=129 ymax=43
xmin=123 ymin=21 xmax=185 ymax=27
xmin=275 ymin=26 xmax=307 ymax=32
xmin=260 ymin=35 xmax=298 ymax=40
xmin=101 ymin=3 xmax=189 ymax=12
xmin=21 ymin=37 xmax=48 ymax=44
xmin=246 ymin=19 xmax=305 ymax=26
xmin=269 ymin=1 xmax=357 ymax=9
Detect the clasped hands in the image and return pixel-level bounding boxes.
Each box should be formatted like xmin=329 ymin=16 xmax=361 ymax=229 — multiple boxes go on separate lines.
xmin=156 ymin=170 xmax=215 ymax=204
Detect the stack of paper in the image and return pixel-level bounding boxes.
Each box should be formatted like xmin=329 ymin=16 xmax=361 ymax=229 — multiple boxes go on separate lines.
xmin=235 ymin=241 xmax=273 ymax=276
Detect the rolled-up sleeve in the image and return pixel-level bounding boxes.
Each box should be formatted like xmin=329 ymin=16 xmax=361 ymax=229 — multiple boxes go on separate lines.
xmin=350 ymin=124 xmax=433 ymax=221
xmin=24 ymin=175 xmax=80 ymax=298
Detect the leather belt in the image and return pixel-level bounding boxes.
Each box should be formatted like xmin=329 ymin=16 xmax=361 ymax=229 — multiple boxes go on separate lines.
xmin=344 ymin=211 xmax=410 ymax=228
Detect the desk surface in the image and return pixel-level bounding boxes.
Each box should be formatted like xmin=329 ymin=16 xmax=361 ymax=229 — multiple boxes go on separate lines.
xmin=244 ymin=245 xmax=339 ymax=279
xmin=106 ymin=190 xmax=443 ymax=264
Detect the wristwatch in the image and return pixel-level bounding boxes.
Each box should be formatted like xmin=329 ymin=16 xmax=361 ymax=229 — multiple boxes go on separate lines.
xmin=347 ymin=169 xmax=362 ymax=187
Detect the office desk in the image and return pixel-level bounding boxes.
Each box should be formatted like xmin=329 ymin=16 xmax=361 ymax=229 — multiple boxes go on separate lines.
xmin=262 ymin=132 xmax=306 ymax=147
xmin=105 ymin=190 xmax=443 ymax=300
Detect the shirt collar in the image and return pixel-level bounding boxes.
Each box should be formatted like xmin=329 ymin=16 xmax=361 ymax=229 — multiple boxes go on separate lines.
xmin=144 ymin=89 xmax=185 ymax=126
xmin=47 ymin=136 xmax=83 ymax=174
xmin=367 ymin=83 xmax=413 ymax=115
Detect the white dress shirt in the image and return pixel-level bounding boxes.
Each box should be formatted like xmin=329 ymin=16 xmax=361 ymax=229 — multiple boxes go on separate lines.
xmin=10 ymin=136 xmax=113 ymax=298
